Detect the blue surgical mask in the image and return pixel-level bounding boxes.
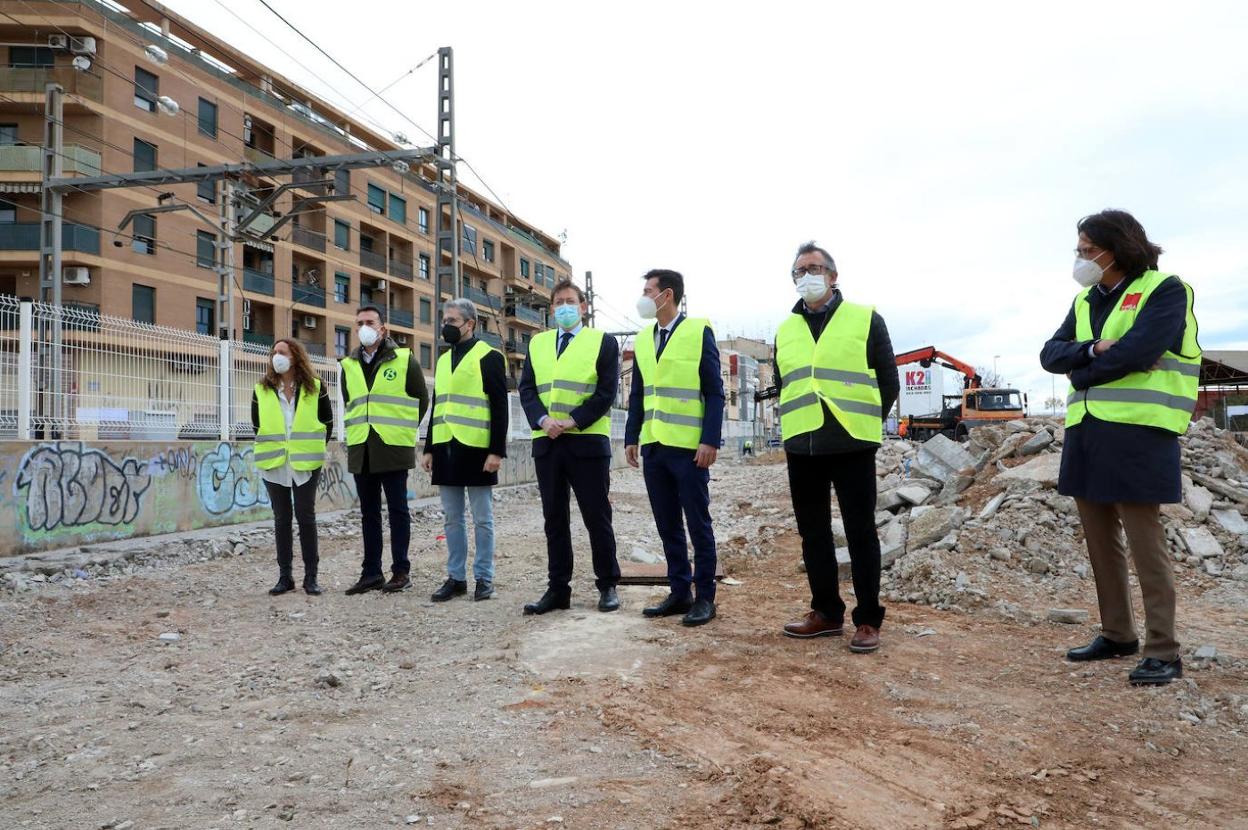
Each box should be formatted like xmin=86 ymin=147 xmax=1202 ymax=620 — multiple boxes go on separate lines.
xmin=553 ymin=303 xmax=581 ymax=330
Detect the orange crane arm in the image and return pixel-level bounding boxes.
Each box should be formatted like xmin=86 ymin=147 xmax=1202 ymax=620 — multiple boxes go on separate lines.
xmin=894 ymin=345 xmax=983 ymax=389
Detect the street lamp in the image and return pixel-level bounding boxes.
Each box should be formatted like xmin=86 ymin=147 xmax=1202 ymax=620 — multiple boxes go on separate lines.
xmin=993 ymin=354 xmax=1000 ymax=382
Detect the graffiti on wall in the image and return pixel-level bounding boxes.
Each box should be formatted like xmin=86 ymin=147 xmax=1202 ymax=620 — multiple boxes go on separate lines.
xmin=14 ymin=442 xmax=152 ymax=532
xmin=196 ymin=442 xmax=270 ymax=515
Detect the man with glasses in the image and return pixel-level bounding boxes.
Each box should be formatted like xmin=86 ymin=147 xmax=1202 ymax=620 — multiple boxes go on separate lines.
xmin=776 ymin=242 xmax=899 ymax=653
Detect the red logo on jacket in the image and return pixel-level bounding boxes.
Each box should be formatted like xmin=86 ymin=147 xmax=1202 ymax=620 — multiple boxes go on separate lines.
xmin=1120 ymin=292 xmax=1143 ymax=311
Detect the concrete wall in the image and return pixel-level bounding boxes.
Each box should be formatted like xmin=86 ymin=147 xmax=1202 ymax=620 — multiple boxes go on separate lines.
xmin=0 ymin=439 xmax=629 ymax=557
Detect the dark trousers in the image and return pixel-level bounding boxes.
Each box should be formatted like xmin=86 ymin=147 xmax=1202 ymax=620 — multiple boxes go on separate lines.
xmin=263 ymin=470 xmax=321 ymax=581
xmin=536 ymin=443 xmax=620 ymax=593
xmin=354 ymin=469 xmax=411 ymax=578
xmin=786 ymin=449 xmax=885 ymax=628
xmin=642 ymin=446 xmax=717 ymax=602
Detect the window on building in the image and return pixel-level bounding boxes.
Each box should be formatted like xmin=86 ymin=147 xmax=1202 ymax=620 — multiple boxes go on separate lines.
xmin=419 ymin=297 xmax=431 ymax=324
xmin=482 ymin=239 xmax=494 ymax=263
xmin=334 ymin=168 xmax=349 ymax=198
xmin=534 ymin=263 xmax=544 ymax=284
xmin=195 ymin=297 xmax=215 ymax=335
xmin=196 ymin=230 xmax=215 ymax=268
xmin=334 ymin=326 xmax=350 ymax=358
xmin=0 ymin=200 xmax=16 ymax=223
xmin=133 ymin=138 xmax=157 ymax=172
xmin=131 ymin=213 xmax=155 ymax=255
xmin=360 ymin=284 xmax=373 ymax=306
xmin=418 ymin=206 xmax=429 ymax=234
xmin=334 ymin=219 xmax=350 ymax=250
xmin=195 ymin=163 xmax=215 ymax=203
xmin=132 ymin=283 xmax=155 ymax=323
xmin=520 ymin=258 xmax=530 ymax=279
xmin=418 ymin=253 xmax=430 ymax=280
xmin=389 ymin=193 xmax=406 ymax=225
xmin=9 ymin=46 xmax=54 ymax=67
xmin=420 ymin=343 xmax=432 ymax=369
xmin=367 ymin=183 xmax=385 ymax=214
xmin=134 ymin=66 xmax=158 ymax=112
xmin=197 ymin=98 xmax=217 ymax=138
xmin=335 ymin=272 xmax=350 ymax=303
xmin=0 ymin=124 xmax=17 ymax=144
xmin=461 ymin=224 xmax=477 ymax=255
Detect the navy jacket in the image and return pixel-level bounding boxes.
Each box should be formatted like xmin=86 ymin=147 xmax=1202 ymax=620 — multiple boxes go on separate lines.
xmin=518 ymin=328 xmax=620 ymax=459
xmin=624 ymin=314 xmax=725 ymax=454
xmin=1040 ymin=272 xmax=1189 ymax=504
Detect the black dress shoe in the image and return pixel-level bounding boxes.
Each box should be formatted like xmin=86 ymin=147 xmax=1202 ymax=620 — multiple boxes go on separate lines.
xmin=523 ymin=589 xmax=571 ymax=616
xmin=681 ymin=598 xmax=716 ymax=627
xmin=344 ymin=574 xmax=385 ymax=595
xmin=1066 ymin=635 xmax=1140 ymax=662
xmin=598 ymin=586 xmax=620 ymax=612
xmin=642 ymin=594 xmax=693 ymax=618
xmin=431 ymin=578 xmax=467 ymax=602
xmin=381 ymin=571 xmax=411 ymax=593
xmin=269 ymin=576 xmax=295 ymax=596
xmin=303 ymin=579 xmax=322 ymax=596
xmin=474 ymin=580 xmax=494 ymax=601
xmin=1129 ymin=656 xmax=1183 ymax=686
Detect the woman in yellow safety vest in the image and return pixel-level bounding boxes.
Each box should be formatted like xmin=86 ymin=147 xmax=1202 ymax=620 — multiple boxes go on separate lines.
xmin=1041 ymin=209 xmax=1200 ymax=688
xmin=250 ymin=338 xmax=334 ymax=596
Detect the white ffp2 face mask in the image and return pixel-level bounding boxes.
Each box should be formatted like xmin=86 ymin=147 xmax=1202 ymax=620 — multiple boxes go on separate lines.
xmin=358 ymin=324 xmax=380 ymax=347
xmin=1072 ymin=257 xmax=1105 ymax=288
xmin=271 ymin=354 xmax=291 ymax=374
xmin=636 ymin=294 xmax=659 ymax=320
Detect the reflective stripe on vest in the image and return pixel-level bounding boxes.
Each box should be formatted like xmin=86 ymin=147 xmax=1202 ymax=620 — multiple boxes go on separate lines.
xmin=774 ymin=301 xmax=882 ymax=444
xmin=340 ymin=348 xmax=419 ymax=447
xmin=633 ymin=318 xmax=707 ymax=450
xmin=528 ymin=327 xmax=611 ymax=438
xmin=430 ymin=340 xmax=494 ymax=448
xmin=253 ymin=379 xmax=327 ymax=471
xmin=1065 ymin=271 xmax=1200 ymax=435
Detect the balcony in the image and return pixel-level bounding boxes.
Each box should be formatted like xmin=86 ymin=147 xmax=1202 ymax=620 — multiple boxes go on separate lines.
xmin=360 ymin=247 xmax=387 ymax=274
xmin=505 ymin=338 xmax=522 ymax=355
xmin=463 ymin=284 xmax=500 ymax=313
xmin=291 ymin=224 xmax=326 ymax=252
xmin=243 ymin=331 xmax=274 ymax=348
xmin=244 ymin=145 xmax=275 ymax=164
xmin=479 ymin=331 xmax=503 ymax=350
xmin=243 ymin=268 xmax=275 ymax=295
xmin=389 ymin=257 xmax=413 ymax=279
xmin=0 ymin=66 xmax=102 ymax=102
xmin=292 ymin=283 xmax=326 ymax=308
xmin=389 ymin=307 xmax=414 ymax=329
xmin=300 ymin=340 xmax=327 ymax=357
xmin=0 ymin=222 xmax=100 ymax=254
xmin=509 ymin=305 xmax=546 ymax=326
xmin=0 ymin=144 xmax=101 ymax=176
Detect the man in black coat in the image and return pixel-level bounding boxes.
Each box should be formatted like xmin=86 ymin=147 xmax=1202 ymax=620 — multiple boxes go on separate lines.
xmin=518 ymin=279 xmax=622 ymax=615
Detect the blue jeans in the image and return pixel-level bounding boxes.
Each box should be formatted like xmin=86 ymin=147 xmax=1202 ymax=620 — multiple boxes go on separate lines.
xmin=440 ymin=485 xmax=495 ymax=582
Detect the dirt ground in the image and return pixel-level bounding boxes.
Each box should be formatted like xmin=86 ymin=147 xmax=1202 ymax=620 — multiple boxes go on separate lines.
xmin=2 ymin=456 xmax=1246 ymax=829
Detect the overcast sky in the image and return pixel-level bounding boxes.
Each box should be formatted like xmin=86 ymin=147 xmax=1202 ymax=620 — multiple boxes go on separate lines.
xmin=163 ymin=0 xmax=1248 ymax=407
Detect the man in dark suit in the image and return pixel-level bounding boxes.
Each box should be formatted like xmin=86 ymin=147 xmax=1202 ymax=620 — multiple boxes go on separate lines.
xmin=624 ymin=269 xmax=725 ymax=626
xmin=519 ymin=279 xmax=622 ymax=614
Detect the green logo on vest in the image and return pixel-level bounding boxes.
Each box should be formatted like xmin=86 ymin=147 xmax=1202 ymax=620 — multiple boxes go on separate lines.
xmin=383 ymin=368 xmax=397 ymax=381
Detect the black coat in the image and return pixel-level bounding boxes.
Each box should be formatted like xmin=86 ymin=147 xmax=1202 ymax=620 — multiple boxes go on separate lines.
xmin=422 ymin=337 xmax=509 ymax=487
xmin=518 ymin=328 xmax=620 ymax=459
xmin=337 ymin=339 xmax=430 ymax=476
xmin=774 ymin=292 xmax=900 ymax=456
xmin=1040 ymin=273 xmax=1189 ymax=504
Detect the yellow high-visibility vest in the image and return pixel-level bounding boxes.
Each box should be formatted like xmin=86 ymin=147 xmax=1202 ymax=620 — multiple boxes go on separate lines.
xmin=254 ymin=379 xmax=327 ymax=470
xmin=341 ymin=348 xmax=421 ymax=447
xmin=528 ymin=327 xmax=610 ymax=438
xmin=633 ymin=318 xmax=707 ymax=450
xmin=430 ymin=340 xmax=494 ymax=448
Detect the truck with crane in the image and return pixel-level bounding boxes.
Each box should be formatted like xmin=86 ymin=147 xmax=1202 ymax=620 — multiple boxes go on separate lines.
xmin=895 ymin=346 xmax=1026 ymax=441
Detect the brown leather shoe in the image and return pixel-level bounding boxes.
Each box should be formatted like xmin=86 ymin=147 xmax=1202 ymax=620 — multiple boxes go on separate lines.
xmin=381 ymin=571 xmax=411 ymax=593
xmin=849 ymin=624 xmax=881 ymax=653
xmin=783 ymin=610 xmax=844 ymax=639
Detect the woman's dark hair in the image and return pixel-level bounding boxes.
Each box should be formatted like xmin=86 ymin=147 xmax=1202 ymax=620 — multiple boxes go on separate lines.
xmin=1077 ymin=209 xmax=1163 ymax=279
xmin=263 ymin=338 xmax=319 ymax=395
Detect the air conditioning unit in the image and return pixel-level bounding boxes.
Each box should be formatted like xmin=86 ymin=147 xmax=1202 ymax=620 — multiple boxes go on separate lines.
xmin=48 ymin=34 xmax=69 ymax=50
xmin=62 ymin=266 xmax=90 ymax=285
xmin=395 ymin=334 xmax=408 ymax=345
xmin=69 ymin=36 xmax=97 ymax=55
xmin=375 ymin=279 xmax=387 ymax=290
xmin=242 ymin=314 xmax=252 ymax=330
xmin=303 ymin=315 xmax=318 ymax=329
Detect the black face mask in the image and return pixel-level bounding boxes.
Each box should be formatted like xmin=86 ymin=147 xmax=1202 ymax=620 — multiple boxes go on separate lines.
xmin=442 ymin=322 xmax=463 ymax=344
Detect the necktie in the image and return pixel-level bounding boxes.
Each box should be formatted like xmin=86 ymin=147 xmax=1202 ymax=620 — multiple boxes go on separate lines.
xmin=658 ymin=327 xmax=670 ymax=355
xmin=557 ymin=331 xmax=572 ymax=357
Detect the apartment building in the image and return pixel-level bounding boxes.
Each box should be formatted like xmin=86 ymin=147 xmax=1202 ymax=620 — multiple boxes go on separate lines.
xmin=0 ymin=0 xmax=569 ymax=388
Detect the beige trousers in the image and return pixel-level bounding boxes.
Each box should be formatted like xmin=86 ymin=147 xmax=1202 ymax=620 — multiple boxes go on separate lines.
xmin=1075 ymin=499 xmax=1179 ymax=660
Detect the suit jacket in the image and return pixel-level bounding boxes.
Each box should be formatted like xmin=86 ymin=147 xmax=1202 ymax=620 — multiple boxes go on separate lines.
xmin=624 ymin=314 xmax=724 ymax=455
xmin=519 ymin=327 xmax=620 ymax=459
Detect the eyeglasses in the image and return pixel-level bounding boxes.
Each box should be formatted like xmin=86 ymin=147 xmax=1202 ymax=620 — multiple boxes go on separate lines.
xmin=1074 ymin=246 xmax=1102 ymax=259
xmin=791 ymin=264 xmax=831 ymax=280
